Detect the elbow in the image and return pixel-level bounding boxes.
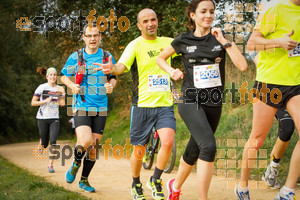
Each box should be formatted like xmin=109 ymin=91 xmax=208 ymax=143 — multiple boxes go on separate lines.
xmin=60 ymin=76 xmax=66 ymax=84
xmin=239 ymin=62 xmax=248 ymax=72
xmin=156 ymin=57 xmax=162 ymax=66
xmin=240 ymin=65 xmax=247 ymax=72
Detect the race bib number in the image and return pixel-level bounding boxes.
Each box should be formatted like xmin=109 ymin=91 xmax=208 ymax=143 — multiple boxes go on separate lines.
xmin=48 ymin=102 xmax=58 ymax=113
xmin=289 ymin=43 xmax=300 ymax=57
xmin=148 ymin=74 xmax=170 ymax=92
xmin=193 ymin=64 xmax=222 ymax=88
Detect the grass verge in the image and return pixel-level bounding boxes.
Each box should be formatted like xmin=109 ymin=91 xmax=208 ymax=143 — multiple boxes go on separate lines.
xmin=0 ymin=155 xmax=88 ymax=200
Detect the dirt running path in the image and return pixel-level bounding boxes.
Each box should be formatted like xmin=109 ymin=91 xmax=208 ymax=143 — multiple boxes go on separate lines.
xmin=0 ymin=141 xmax=299 ymax=200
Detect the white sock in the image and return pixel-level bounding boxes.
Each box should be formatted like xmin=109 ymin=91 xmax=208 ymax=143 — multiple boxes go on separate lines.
xmin=281 ymin=186 xmax=294 ymax=194
xmin=270 ymin=161 xmax=279 ymax=168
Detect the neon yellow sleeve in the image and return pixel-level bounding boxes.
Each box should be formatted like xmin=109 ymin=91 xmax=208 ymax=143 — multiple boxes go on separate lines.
xmin=118 ymin=40 xmax=136 ymax=73
xmin=254 ymin=6 xmax=278 ymax=37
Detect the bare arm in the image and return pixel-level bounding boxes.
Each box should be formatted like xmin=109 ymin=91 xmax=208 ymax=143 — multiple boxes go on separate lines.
xmin=211 ymin=27 xmax=247 ymax=72
xmin=225 ymin=42 xmax=247 ymax=72
xmin=31 ymin=95 xmax=52 ymax=106
xmin=93 ymin=56 xmax=127 ymax=75
xmin=247 ymin=30 xmax=297 ymax=51
xmin=110 ymin=63 xmax=126 ymax=75
xmin=156 ymin=45 xmax=184 ymax=80
xmin=57 ymin=85 xmax=65 ymax=107
xmin=60 ymin=75 xmax=80 ymax=95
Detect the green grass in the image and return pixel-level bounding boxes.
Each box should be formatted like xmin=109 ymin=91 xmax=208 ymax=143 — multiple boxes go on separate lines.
xmin=103 ymin=106 xmax=132 ymax=146
xmin=0 ymin=155 xmax=89 ymax=200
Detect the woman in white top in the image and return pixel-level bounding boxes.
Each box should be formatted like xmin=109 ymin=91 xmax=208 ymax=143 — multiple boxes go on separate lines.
xmin=31 ymin=67 xmax=65 ymax=173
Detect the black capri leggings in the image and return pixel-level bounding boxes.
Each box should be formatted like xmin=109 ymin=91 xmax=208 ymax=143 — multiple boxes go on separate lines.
xmin=275 ymin=109 xmax=295 ymax=142
xmin=38 ymin=119 xmax=60 ymax=148
xmin=178 ymin=102 xmax=222 ymax=164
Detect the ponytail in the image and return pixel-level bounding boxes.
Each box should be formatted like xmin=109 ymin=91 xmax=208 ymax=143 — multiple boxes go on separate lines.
xmin=36 ymin=67 xmax=47 ymax=79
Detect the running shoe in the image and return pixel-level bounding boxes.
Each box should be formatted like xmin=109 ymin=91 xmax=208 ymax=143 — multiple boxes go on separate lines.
xmin=65 ymin=160 xmax=81 ymax=183
xmin=131 ymin=183 xmax=146 ymax=200
xmin=79 ymin=179 xmax=95 ymax=193
xmin=167 ymin=179 xmax=181 ymax=200
xmin=235 ymin=184 xmax=250 ymax=200
xmin=274 ymin=190 xmax=296 ymax=200
xmin=262 ymin=164 xmax=281 ymax=189
xmin=147 ymin=176 xmax=165 ymax=200
xmin=48 ymin=165 xmax=55 ymax=173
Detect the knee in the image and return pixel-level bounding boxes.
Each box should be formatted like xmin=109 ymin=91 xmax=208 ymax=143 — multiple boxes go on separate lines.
xmin=159 ymin=129 xmax=175 ymax=150
xmin=132 ymin=145 xmax=147 ymax=160
xmin=161 ymin=138 xmax=174 ymax=151
xmin=183 ymin=143 xmax=200 ymax=165
xmin=199 ymin=142 xmax=216 ymax=162
xmin=279 ymin=122 xmax=295 ymax=142
xmin=86 ymin=148 xmax=96 ymax=160
xmin=183 ymin=153 xmax=197 ymax=165
xmin=279 ymin=129 xmax=294 ymax=142
xmin=78 ymin=139 xmax=94 ymax=151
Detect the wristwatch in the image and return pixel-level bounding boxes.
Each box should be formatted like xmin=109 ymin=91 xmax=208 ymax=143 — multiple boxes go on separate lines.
xmin=222 ymin=42 xmax=232 ymax=49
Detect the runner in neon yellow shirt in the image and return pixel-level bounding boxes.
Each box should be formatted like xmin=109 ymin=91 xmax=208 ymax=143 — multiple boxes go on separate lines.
xmin=254 ymin=0 xmax=300 ymax=86
xmin=94 ymin=8 xmax=176 ymax=200
xmin=119 ymin=35 xmax=174 ymax=107
xmin=236 ymin=0 xmax=300 ymax=199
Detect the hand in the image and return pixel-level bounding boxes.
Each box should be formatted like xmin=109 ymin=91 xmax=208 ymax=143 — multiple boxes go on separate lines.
xmin=93 ymin=56 xmax=114 ymax=74
xmin=105 ymin=82 xmax=113 ymax=94
xmin=278 ymin=30 xmax=298 ymax=51
xmin=71 ymin=84 xmax=80 ymax=95
xmin=211 ymin=27 xmax=227 ymax=45
xmin=170 ymin=68 xmax=184 ymax=81
xmin=43 ymin=97 xmax=52 ymax=103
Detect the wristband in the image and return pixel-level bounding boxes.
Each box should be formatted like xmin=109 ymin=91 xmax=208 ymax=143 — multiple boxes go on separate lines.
xmin=222 ymin=42 xmax=232 ymax=49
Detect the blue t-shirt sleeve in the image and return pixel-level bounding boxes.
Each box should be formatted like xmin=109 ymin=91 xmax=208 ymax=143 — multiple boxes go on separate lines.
xmin=109 ymin=53 xmax=116 ymax=65
xmin=109 ymin=53 xmax=117 ymax=80
xmin=61 ymin=52 xmax=77 ymax=76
